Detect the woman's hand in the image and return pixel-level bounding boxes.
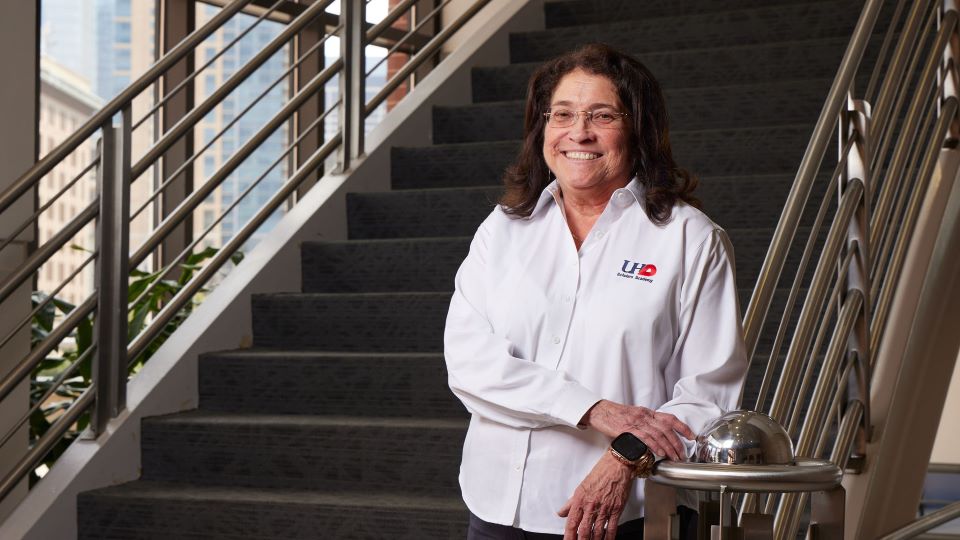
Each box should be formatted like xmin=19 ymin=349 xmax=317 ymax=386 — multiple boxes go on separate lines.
xmin=581 ymin=400 xmax=694 ymax=461
xmin=558 ymin=451 xmax=634 ymax=540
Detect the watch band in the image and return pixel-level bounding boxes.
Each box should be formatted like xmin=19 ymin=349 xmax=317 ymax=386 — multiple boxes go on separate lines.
xmin=608 ymin=446 xmax=656 ymax=478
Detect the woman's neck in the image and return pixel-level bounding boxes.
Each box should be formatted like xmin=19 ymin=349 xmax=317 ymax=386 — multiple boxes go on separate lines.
xmin=558 ymin=178 xmax=629 ymax=248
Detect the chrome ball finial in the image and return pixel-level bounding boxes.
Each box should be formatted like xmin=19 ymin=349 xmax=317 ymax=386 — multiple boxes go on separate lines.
xmin=694 ymin=410 xmax=795 ymax=465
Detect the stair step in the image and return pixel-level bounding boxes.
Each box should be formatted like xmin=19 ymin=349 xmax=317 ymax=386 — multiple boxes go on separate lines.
xmin=346 ymin=186 xmax=501 ymax=239
xmin=199 ymin=350 xmax=466 ymax=417
xmin=392 ymin=125 xmax=817 ymax=190
xmin=472 ymin=35 xmax=875 ymax=102
xmin=511 ymin=1 xmax=867 ymax=64
xmin=78 ymin=481 xmax=467 ymax=539
xmin=545 ymin=0 xmax=864 ymax=27
xmin=140 ymin=411 xmax=466 ymax=494
xmin=436 ymin=79 xmax=832 ymax=144
xmin=252 ymin=292 xmax=452 ymax=351
xmin=347 ymin=175 xmax=825 ymax=240
xmin=302 ymin=237 xmax=470 ymax=293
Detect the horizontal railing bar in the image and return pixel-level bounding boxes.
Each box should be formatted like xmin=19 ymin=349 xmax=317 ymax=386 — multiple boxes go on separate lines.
xmin=785 ymin=244 xmax=858 ymax=437
xmin=879 ymin=501 xmax=960 ymax=540
xmin=0 ymin=296 xmax=96 ymax=406
xmin=127 ymin=133 xmax=341 ymax=361
xmin=870 ymin=4 xmax=937 ymax=177
xmin=0 ymin=157 xmax=99 ymax=258
xmin=0 ymin=201 xmax=98 ymax=306
xmin=127 ymin=99 xmax=336 ymax=312
xmin=0 ymin=386 xmax=94 ymax=504
xmin=776 ymin=290 xmax=864 ymax=538
xmin=129 ymin=57 xmax=342 ymax=269
xmin=129 ymin=0 xmax=334 ymax=182
xmin=365 ymin=0 xmax=493 ymax=115
xmin=751 ymin=139 xmax=850 ymax=411
xmin=129 ymin=24 xmax=340 ymax=223
xmin=768 ymin=178 xmax=865 ymax=424
xmin=0 ymin=251 xmax=97 ymax=353
xmin=869 ymin=0 xmax=937 ymax=164
xmin=0 ymin=344 xmax=96 ymax=453
xmin=364 ymin=0 xmax=455 ymax=78
xmin=871 ymin=96 xmax=959 ymax=355
xmin=870 ymin=11 xmax=957 ymax=259
xmin=131 ymin=0 xmax=287 ymax=132
xmin=0 ymin=0 xmax=253 ymax=217
xmin=743 ymin=0 xmax=884 ymax=362
xmin=871 ymin=87 xmax=940 ymax=300
xmin=865 ymin=0 xmax=910 ymax=104
xmin=365 ymin=0 xmax=419 ymax=44
xmin=796 ymin=289 xmax=865 ymax=456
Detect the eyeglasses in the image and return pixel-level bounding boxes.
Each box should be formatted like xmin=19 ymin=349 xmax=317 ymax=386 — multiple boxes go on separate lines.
xmin=543 ymin=109 xmax=629 ymax=128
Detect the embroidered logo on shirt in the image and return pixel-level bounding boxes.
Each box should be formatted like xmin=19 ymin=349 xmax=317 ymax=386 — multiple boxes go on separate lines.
xmin=617 ymin=260 xmax=657 ymax=283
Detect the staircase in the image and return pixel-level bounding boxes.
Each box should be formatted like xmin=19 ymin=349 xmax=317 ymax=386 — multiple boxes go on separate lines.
xmin=77 ymin=0 xmax=871 ymax=537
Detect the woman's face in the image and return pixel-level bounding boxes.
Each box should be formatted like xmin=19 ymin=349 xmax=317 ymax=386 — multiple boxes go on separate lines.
xmin=543 ymin=69 xmax=632 ymax=198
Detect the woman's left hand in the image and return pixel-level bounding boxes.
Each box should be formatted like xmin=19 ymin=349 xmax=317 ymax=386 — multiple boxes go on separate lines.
xmin=557 ymin=451 xmax=635 ymax=540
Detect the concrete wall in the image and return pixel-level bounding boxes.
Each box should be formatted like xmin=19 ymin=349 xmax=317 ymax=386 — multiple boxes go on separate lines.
xmin=0 ymin=0 xmax=544 ymax=537
xmin=0 ymin=1 xmax=38 ymax=524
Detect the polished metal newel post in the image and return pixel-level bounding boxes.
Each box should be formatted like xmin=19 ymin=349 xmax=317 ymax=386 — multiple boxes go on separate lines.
xmin=339 ymin=0 xmax=366 ymax=172
xmin=92 ymin=111 xmax=131 ymax=437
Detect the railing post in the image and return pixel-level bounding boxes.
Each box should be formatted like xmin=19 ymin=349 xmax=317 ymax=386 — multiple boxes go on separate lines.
xmin=338 ymin=0 xmax=366 ymax=172
xmin=838 ymin=94 xmax=872 ymax=470
xmin=91 ymin=109 xmax=131 ymax=437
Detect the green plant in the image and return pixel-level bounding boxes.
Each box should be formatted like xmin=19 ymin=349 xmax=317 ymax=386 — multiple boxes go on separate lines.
xmin=28 ymin=247 xmax=242 ymax=483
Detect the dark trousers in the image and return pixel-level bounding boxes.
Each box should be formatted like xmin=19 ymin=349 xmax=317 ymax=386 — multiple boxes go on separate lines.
xmin=467 ymin=507 xmax=697 ymax=540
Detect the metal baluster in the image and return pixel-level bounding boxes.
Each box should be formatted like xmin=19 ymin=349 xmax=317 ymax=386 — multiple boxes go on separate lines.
xmin=339 ymin=0 xmax=366 ymax=172
xmin=91 ymin=108 xmax=131 ymax=436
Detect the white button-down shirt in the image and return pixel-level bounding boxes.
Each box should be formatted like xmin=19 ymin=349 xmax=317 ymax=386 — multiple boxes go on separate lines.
xmin=444 ymin=178 xmax=747 ymax=534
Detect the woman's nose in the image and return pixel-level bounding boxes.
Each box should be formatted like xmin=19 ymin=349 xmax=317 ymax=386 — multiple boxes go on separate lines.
xmin=567 ymin=114 xmax=596 ymax=141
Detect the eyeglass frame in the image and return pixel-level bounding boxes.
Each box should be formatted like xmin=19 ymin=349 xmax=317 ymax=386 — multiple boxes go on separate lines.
xmin=543 ymin=109 xmax=630 ymax=128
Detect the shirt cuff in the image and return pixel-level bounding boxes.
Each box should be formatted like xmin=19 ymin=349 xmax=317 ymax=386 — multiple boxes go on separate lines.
xmin=549 ymin=382 xmax=602 ymax=429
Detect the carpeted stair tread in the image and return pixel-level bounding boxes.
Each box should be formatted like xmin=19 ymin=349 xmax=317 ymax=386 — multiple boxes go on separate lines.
xmin=392 ymin=124 xmax=817 ymax=189
xmin=472 ymin=35 xmax=877 ymax=102
xmin=199 ymin=350 xmax=463 ymax=416
xmin=510 ymin=0 xmax=869 ymax=63
xmin=348 ymin=174 xmax=827 ymax=240
xmin=140 ymin=411 xmax=466 ymax=493
xmin=78 ymin=481 xmax=467 ymax=539
xmin=543 ymin=0 xmax=862 ymax=28
xmin=436 ymin=78 xmax=834 ymax=144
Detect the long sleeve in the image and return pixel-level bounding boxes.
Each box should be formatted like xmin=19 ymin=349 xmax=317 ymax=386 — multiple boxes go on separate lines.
xmin=657 ymin=228 xmax=748 ymax=454
xmin=444 ymin=215 xmax=602 ymax=430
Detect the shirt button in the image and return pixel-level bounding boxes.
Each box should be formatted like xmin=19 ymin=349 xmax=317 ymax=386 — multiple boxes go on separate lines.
xmin=515 ymin=465 xmax=521 ymax=471
xmin=552 ymin=336 xmax=561 ymax=344
xmin=595 ymin=231 xmax=604 ymax=239
xmin=563 ymin=295 xmax=572 ymax=303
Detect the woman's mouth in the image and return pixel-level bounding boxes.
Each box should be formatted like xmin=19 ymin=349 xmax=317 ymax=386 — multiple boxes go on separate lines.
xmin=562 ymin=151 xmax=602 ymax=161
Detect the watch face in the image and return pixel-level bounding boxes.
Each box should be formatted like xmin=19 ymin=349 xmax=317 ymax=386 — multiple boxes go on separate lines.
xmin=612 ymin=433 xmax=649 ymax=461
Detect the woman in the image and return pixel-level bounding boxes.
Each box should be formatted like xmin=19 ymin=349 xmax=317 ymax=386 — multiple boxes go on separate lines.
xmin=444 ymin=43 xmax=747 ymax=540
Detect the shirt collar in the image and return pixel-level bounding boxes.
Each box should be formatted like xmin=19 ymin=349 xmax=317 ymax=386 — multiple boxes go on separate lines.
xmin=528 ymin=177 xmax=645 ymax=217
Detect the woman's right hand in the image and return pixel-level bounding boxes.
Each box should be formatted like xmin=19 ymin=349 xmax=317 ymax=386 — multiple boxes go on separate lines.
xmin=581 ymin=400 xmax=694 ymax=461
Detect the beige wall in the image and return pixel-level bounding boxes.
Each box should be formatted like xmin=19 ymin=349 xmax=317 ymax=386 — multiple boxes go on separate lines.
xmin=930 ymin=349 xmax=960 ymax=464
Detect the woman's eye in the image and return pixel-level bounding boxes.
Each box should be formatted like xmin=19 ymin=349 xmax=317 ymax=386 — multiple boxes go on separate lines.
xmin=594 ymin=112 xmax=615 ymax=122
xmin=553 ymin=110 xmax=574 ymax=120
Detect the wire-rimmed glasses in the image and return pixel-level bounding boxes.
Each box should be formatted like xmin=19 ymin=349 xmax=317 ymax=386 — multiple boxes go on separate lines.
xmin=543 ymin=109 xmax=629 ymax=128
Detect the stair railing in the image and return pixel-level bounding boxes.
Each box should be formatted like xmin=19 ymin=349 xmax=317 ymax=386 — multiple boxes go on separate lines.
xmin=726 ymin=0 xmax=960 ymax=537
xmin=0 ymin=0 xmax=492 ymax=508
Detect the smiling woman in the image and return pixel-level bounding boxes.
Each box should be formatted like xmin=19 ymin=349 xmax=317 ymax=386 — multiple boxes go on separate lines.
xmin=444 ymin=43 xmax=748 ymax=540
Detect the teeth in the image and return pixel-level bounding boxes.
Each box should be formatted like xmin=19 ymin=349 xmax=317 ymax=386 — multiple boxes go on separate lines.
xmin=564 ymin=151 xmax=601 ymax=160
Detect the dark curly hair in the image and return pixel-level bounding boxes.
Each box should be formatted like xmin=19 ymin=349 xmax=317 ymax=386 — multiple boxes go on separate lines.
xmin=499 ymin=43 xmax=699 ymax=224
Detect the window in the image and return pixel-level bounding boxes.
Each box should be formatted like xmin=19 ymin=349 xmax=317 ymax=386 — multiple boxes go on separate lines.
xmin=114 ymin=49 xmax=131 ymax=70
xmin=115 ymin=22 xmax=131 ymax=43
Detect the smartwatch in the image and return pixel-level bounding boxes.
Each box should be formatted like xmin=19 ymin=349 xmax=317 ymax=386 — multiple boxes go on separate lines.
xmin=609 ymin=432 xmax=655 ymax=478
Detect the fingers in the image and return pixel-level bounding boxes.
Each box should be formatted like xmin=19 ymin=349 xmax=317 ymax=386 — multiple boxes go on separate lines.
xmin=563 ymin=504 xmax=584 ymax=540
xmin=578 ymin=503 xmax=598 ymax=540
xmin=558 ymin=498 xmax=572 ymax=518
xmin=634 ymin=424 xmax=683 ymax=461
xmin=603 ymin=511 xmax=621 ymax=540
xmin=658 ymin=411 xmax=696 ymax=440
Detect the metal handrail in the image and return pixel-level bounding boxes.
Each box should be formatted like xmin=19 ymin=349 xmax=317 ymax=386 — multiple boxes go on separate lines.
xmin=0 ymin=0 xmax=496 ymax=508
xmin=742 ymin=0 xmax=884 ymax=360
xmin=0 ymin=0 xmax=254 ymax=216
xmin=879 ymin=501 xmax=960 ymax=540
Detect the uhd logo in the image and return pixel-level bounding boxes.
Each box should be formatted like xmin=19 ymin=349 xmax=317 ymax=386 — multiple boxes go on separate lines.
xmin=617 ymin=260 xmax=656 ymax=283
